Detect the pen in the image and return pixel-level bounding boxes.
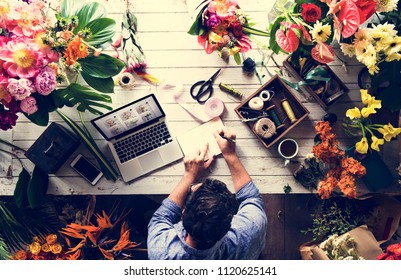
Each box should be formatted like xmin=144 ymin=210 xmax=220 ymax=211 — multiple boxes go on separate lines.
xmin=221 ymin=135 xmax=236 ymax=143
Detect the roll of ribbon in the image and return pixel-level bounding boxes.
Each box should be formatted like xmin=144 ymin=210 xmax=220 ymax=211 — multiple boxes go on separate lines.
xmin=259 ymin=90 xmax=271 ymax=102
xmin=253 ymin=118 xmax=276 ymax=139
xmin=205 ymin=97 xmax=225 ymax=118
xmin=248 ymin=97 xmax=264 ymax=111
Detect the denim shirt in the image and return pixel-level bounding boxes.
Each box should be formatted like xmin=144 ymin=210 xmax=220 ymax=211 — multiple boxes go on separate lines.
xmin=147 ymin=181 xmax=268 ymax=260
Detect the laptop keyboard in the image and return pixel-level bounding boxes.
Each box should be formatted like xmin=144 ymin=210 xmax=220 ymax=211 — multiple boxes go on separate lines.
xmin=113 ymin=122 xmax=173 ymax=163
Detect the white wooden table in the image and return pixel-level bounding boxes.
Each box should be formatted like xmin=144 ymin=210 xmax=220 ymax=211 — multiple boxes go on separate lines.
xmin=1 ymin=0 xmax=400 ymax=196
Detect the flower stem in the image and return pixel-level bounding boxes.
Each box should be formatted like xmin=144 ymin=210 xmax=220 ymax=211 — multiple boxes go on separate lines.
xmin=359 ymin=122 xmax=366 ymax=138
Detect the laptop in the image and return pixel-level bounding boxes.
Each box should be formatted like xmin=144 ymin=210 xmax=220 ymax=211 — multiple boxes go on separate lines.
xmin=91 ymin=93 xmax=184 ymax=182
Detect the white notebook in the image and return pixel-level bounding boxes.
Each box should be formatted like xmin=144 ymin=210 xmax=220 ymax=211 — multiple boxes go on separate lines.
xmin=177 ymin=117 xmax=224 ymax=160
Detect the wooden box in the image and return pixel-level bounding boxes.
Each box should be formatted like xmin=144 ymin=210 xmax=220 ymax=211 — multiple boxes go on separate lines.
xmin=283 ymin=56 xmax=349 ymax=110
xmin=234 ymin=75 xmax=310 ymax=149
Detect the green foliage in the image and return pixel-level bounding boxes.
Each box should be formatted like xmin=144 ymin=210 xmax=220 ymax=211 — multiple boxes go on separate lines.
xmin=13 ymin=169 xmax=30 ymax=208
xmin=53 ymin=83 xmax=113 ymax=115
xmin=302 ymin=199 xmax=366 ymax=242
xmin=84 ymin=18 xmax=116 ymax=46
xmin=74 ymin=2 xmax=106 ymax=33
xmin=14 ymin=167 xmax=49 ymax=209
xmin=80 ymin=54 xmax=125 ymax=79
xmin=0 ymin=237 xmax=11 ymax=260
xmin=187 ymin=2 xmax=208 ymax=36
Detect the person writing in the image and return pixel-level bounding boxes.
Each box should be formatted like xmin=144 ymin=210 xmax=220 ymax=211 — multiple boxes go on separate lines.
xmin=147 ymin=126 xmax=267 ymax=259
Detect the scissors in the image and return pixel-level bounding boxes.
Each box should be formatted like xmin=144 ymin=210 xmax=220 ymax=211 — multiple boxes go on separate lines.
xmin=238 ymin=107 xmax=268 ymax=122
xmin=190 ymin=68 xmax=222 ymax=104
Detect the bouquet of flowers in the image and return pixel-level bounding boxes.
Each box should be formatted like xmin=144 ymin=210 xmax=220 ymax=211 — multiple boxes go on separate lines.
xmin=13 ymin=234 xmax=66 ymax=260
xmin=188 ymin=0 xmax=269 ymax=64
xmin=312 ymin=120 xmax=366 ymax=199
xmin=343 ymin=89 xmax=401 ymax=154
xmin=268 ymin=0 xmax=389 ymax=66
xmin=0 ymin=0 xmax=124 ymax=183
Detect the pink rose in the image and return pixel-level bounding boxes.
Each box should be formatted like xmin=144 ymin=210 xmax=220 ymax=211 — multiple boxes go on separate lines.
xmin=20 ymin=96 xmax=38 ymax=115
xmin=7 ymin=78 xmax=36 ymax=101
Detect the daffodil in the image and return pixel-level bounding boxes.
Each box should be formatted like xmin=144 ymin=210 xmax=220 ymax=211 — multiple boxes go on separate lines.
xmin=355 ymin=137 xmax=369 ymax=154
xmin=370 ymin=136 xmax=385 ymax=152
xmin=346 ymin=107 xmax=361 ymax=119
xmin=378 ymin=123 xmax=401 ymax=142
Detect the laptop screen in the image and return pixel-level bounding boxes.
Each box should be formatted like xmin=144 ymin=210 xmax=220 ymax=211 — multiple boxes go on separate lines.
xmin=91 ymin=94 xmax=165 ymax=141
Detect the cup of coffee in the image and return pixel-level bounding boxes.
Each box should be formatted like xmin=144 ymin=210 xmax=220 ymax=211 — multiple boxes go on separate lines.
xmin=278 ymin=138 xmax=299 ymax=166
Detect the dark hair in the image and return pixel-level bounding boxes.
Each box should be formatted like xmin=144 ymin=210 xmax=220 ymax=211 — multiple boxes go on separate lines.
xmin=182 ymin=178 xmax=237 ymax=249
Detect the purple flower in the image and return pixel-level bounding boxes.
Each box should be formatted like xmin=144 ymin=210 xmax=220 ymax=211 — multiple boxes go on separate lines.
xmin=7 ymin=78 xmax=35 ymax=101
xmin=0 ymin=110 xmax=18 ymax=130
xmin=206 ymin=13 xmax=221 ymax=28
xmin=20 ymin=96 xmax=38 ymax=115
xmin=34 ymin=66 xmax=57 ymax=96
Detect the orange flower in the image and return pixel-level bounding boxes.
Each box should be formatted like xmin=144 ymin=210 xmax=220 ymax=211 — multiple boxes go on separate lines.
xmin=317 ymin=176 xmax=337 ymax=199
xmin=14 ymin=250 xmax=27 ymax=260
xmin=113 ymin=222 xmax=139 ymax=252
xmin=29 ymin=241 xmax=41 ymax=255
xmin=50 ymin=243 xmax=63 ymax=254
xmin=96 ymin=210 xmax=113 ymax=229
xmin=63 ymin=36 xmax=89 ymax=65
xmin=65 ymin=249 xmax=81 ymax=260
xmin=41 ymin=243 xmax=51 ymax=253
xmin=46 ymin=234 xmax=58 ymax=245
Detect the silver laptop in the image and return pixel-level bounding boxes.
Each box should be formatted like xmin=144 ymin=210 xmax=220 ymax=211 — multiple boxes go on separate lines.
xmin=91 ymin=93 xmax=183 ymax=182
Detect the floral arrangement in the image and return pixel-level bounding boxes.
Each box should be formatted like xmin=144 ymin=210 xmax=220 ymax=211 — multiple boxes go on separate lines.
xmin=319 ymin=233 xmax=364 ymax=260
xmin=188 ymin=0 xmax=269 ymax=64
xmin=343 ymin=89 xmax=401 ymax=154
xmin=312 ymin=120 xmax=366 ymax=199
xmin=0 ymin=0 xmax=124 ymax=130
xmin=13 ymin=234 xmax=66 ymax=260
xmin=268 ymin=0 xmax=394 ymax=66
xmin=377 ymin=241 xmax=401 ymax=260
xmin=59 ymin=209 xmax=141 ymax=260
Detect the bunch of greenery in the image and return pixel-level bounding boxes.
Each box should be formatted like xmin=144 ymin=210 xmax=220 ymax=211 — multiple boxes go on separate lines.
xmin=303 ymin=198 xmax=367 ymax=242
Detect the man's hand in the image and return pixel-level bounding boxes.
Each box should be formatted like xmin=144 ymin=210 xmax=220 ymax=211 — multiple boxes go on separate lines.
xmin=183 ymin=143 xmax=214 ymax=181
xmin=214 ymin=126 xmax=237 ymax=159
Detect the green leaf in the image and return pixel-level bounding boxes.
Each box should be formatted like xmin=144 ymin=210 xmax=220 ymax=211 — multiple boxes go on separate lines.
xmin=371 ymin=60 xmax=401 ymax=112
xmin=52 ymin=83 xmax=113 ymax=115
xmin=56 ymin=110 xmax=119 ymax=181
xmin=24 ymin=93 xmax=57 ymax=126
xmin=27 ymin=166 xmax=48 ymax=209
xmin=187 ymin=4 xmax=208 ymax=35
xmin=243 ymin=25 xmax=270 ymax=37
xmin=80 ymin=54 xmax=125 ymax=79
xmin=234 ymin=53 xmax=241 ymax=65
xmin=269 ymin=20 xmax=286 ymax=54
xmin=81 ymin=72 xmax=115 ymax=93
xmin=85 ymin=18 xmax=116 ymax=46
xmin=61 ymin=0 xmax=83 ymax=17
xmin=0 ymin=237 xmax=11 ymax=260
xmin=14 ymin=169 xmax=30 ymax=209
xmin=25 ymin=108 xmax=49 ymax=127
xmin=74 ymin=2 xmax=106 ymax=33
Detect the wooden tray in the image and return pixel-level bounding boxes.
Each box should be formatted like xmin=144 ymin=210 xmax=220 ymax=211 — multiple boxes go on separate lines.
xmin=234 ymin=75 xmax=310 ymax=149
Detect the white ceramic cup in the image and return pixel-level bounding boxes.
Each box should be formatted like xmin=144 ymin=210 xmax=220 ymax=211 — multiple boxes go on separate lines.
xmin=278 ymin=138 xmax=299 ymax=166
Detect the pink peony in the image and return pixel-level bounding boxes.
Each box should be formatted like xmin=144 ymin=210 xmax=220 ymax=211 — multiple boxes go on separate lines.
xmin=7 ymin=78 xmax=36 ymax=101
xmin=20 ymin=96 xmax=38 ymax=115
xmin=35 ymin=66 xmax=57 ymax=95
xmin=7 ymin=1 xmax=45 ymax=37
xmin=208 ymin=0 xmax=238 ymax=18
xmin=0 ymin=38 xmax=44 ymax=78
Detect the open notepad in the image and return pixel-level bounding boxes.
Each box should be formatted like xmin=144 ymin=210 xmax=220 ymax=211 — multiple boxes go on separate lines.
xmin=177 ymin=117 xmax=224 ymax=160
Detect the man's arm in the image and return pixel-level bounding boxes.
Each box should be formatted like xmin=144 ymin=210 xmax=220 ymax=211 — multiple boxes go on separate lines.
xmin=214 ymin=127 xmax=251 ymax=192
xmin=168 ymin=143 xmax=214 ymax=209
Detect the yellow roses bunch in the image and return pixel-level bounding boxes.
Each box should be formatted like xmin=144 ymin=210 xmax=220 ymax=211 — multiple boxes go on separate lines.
xmin=13 ymin=234 xmax=65 ymax=260
xmin=344 ymin=89 xmax=401 ymax=154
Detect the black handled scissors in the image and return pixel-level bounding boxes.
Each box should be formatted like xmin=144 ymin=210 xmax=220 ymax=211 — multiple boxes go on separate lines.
xmin=190 ymin=68 xmax=222 ymax=104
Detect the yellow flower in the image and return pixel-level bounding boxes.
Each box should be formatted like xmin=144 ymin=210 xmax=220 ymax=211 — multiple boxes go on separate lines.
xmin=378 ymin=123 xmax=401 ymax=142
xmin=340 ymin=43 xmax=355 ymax=57
xmin=29 ymin=241 xmax=41 ymax=255
xmin=361 ymin=105 xmax=377 ymax=118
xmin=311 ymin=21 xmax=331 ymax=43
xmin=360 ymin=89 xmax=371 ymax=105
xmin=208 ymin=32 xmax=223 ymax=43
xmin=50 ymin=243 xmax=63 ymax=255
xmin=355 ymin=137 xmax=369 ymax=154
xmin=41 ymin=243 xmax=51 ymax=253
xmin=371 ymin=136 xmax=384 ymax=152
xmin=346 ymin=107 xmax=361 ymax=119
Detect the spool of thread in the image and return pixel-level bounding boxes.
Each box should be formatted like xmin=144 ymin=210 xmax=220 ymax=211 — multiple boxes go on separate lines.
xmin=259 ymin=90 xmax=271 ymax=102
xmin=205 ymin=97 xmax=225 ymax=118
xmin=248 ymin=97 xmax=264 ymax=111
xmin=253 ymin=118 xmax=276 ymax=139
xmin=266 ymin=106 xmax=284 ymax=129
xmin=218 ymin=83 xmax=243 ymax=99
xmin=281 ymin=98 xmax=297 ymax=124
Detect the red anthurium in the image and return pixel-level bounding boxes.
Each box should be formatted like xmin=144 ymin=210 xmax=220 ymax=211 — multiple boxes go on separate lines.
xmin=338 ymin=0 xmax=361 ymax=38
xmin=352 ymin=0 xmax=376 ymax=23
xmin=276 ymin=28 xmax=299 ymax=53
xmin=198 ymin=34 xmax=215 ymax=54
xmin=297 ymin=23 xmax=312 ymax=42
xmin=311 ymin=43 xmax=335 ymax=64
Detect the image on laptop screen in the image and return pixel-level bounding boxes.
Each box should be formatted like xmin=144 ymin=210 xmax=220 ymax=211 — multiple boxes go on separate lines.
xmin=91 ymin=94 xmax=165 ymax=140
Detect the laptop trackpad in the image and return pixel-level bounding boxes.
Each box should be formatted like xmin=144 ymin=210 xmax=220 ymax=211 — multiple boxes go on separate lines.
xmin=139 ymin=151 xmax=164 ymax=172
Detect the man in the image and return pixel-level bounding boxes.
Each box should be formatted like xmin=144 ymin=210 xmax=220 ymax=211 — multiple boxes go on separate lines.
xmin=147 ymin=127 xmax=267 ymax=259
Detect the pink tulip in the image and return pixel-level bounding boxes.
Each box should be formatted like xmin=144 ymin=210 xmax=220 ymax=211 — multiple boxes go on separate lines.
xmin=275 ymin=28 xmax=299 ymax=53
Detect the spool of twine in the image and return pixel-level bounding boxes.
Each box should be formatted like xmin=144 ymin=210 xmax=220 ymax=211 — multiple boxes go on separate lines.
xmin=281 ymin=99 xmax=297 ymax=124
xmin=266 ymin=106 xmax=284 ymax=129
